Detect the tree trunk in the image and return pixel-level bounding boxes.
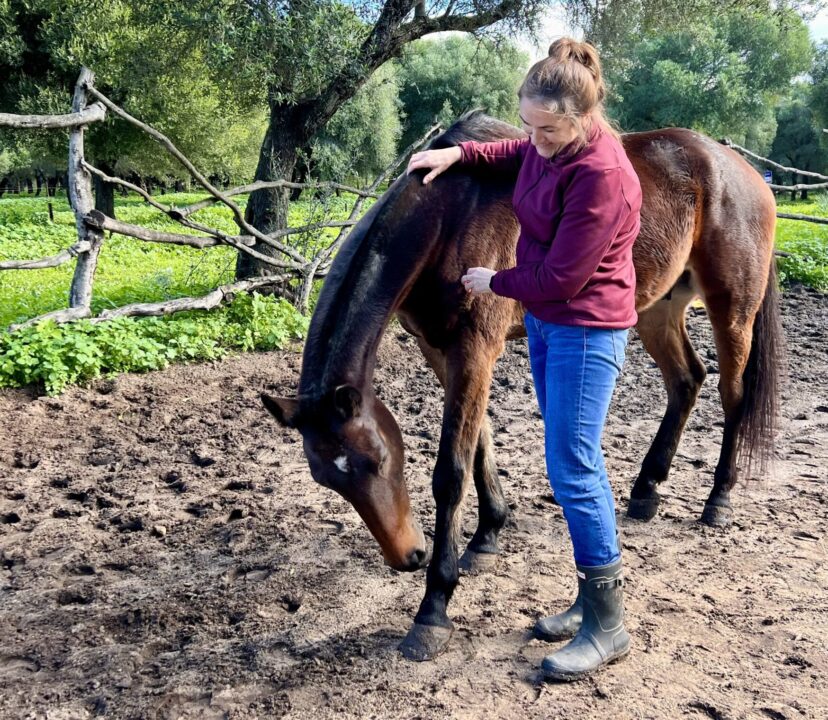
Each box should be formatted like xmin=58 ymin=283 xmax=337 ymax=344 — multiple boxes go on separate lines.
xmin=35 ymin=171 xmax=44 ymax=196
xmin=236 ymin=105 xmax=303 ymax=280
xmin=94 ymin=162 xmax=116 ymax=219
xmin=25 ymin=177 xmax=33 ymax=194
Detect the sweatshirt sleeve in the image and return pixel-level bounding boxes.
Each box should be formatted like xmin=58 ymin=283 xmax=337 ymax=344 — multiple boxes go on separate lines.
xmin=457 ymin=138 xmax=530 ymax=173
xmin=490 ymin=167 xmax=630 ymax=303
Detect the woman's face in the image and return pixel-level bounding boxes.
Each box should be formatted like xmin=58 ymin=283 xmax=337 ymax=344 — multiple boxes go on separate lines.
xmin=518 ymin=97 xmax=582 ymax=158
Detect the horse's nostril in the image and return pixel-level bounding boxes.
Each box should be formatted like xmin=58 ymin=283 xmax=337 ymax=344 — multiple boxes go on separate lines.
xmin=409 ymin=548 xmax=429 ymax=568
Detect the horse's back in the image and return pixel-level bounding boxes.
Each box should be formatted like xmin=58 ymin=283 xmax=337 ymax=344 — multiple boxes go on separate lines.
xmin=623 ymin=128 xmax=776 ymax=311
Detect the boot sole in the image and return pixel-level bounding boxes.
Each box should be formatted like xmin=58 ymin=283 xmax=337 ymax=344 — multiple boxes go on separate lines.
xmin=541 ymin=646 xmax=630 ymax=683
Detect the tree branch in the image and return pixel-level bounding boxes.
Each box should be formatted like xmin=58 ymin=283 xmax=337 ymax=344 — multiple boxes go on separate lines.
xmin=84 ymin=83 xmax=308 ymax=265
xmin=0 ymin=242 xmax=91 ymax=270
xmin=776 ymin=212 xmax=828 ymax=225
xmin=68 ymin=68 xmax=106 ymax=310
xmin=723 ymin=139 xmax=828 ymax=181
xmin=0 ymin=103 xmax=106 ymax=129
xmin=83 ymin=210 xmax=255 ymax=248
xmin=91 ymin=277 xmax=291 ymax=322
xmin=172 ymin=180 xmax=381 ymax=220
xmin=81 ymin=163 xmax=303 ymax=268
xmin=9 ymin=306 xmax=91 ymax=332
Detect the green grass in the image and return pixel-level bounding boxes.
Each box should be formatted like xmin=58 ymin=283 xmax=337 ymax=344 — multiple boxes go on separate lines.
xmin=774 ymin=196 xmax=828 ymax=292
xmin=0 ymin=189 xmax=368 ymax=393
xmin=0 ymin=191 xmax=360 ymax=327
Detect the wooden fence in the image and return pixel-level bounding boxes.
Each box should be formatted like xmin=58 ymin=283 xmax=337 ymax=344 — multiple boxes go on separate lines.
xmin=0 ymin=68 xmax=440 ymax=330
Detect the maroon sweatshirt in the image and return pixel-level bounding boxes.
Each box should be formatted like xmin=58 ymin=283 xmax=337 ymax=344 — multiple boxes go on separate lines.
xmin=458 ymin=123 xmax=642 ymax=328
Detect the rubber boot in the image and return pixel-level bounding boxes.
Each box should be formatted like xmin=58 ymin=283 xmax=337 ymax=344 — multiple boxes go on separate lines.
xmin=540 ymin=557 xmax=630 ymax=681
xmin=534 ymin=575 xmax=584 ymax=642
xmin=533 ymin=530 xmax=620 ymax=642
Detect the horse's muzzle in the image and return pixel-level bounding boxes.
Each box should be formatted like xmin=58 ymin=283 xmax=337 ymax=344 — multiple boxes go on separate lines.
xmin=388 ymin=546 xmax=431 ymax=572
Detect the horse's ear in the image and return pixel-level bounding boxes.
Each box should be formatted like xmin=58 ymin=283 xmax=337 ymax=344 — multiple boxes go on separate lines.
xmin=334 ymin=385 xmax=362 ymax=420
xmin=261 ymin=393 xmax=300 ymax=428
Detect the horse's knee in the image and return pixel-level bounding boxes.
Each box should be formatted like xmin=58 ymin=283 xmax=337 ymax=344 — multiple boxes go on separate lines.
xmin=669 ymin=369 xmax=705 ymax=409
xmin=432 ymin=453 xmax=469 ymax=506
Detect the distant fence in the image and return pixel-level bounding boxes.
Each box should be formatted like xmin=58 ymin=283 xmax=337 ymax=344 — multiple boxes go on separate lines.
xmin=0 ymin=68 xmax=440 ymax=331
xmin=723 ymin=139 xmax=828 ymax=226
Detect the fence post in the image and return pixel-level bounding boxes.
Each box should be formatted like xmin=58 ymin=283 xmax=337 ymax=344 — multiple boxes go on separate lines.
xmin=67 ymin=67 xmax=105 ymax=311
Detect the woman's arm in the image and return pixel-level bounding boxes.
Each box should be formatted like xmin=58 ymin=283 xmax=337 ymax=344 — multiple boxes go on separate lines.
xmin=456 ymin=138 xmax=530 ymax=173
xmin=491 ymin=167 xmax=631 ymax=303
xmin=406 ymin=137 xmax=530 ymax=185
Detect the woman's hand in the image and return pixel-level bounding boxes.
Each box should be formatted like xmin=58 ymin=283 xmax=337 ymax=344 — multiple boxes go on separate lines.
xmin=406 ymin=147 xmax=463 ymax=185
xmin=461 ymin=267 xmax=497 ymax=295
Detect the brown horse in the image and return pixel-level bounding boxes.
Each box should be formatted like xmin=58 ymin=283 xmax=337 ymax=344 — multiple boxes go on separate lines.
xmin=262 ymin=112 xmax=781 ymax=661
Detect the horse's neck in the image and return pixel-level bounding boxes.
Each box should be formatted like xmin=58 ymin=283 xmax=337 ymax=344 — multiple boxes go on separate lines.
xmin=299 ymin=192 xmax=430 ymax=397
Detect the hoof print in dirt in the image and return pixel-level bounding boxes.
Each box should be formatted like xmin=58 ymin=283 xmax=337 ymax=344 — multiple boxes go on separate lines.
xmin=87 ymin=452 xmax=116 ymax=467
xmin=399 ymin=623 xmax=454 ymax=661
xmin=162 ymin=471 xmax=187 ymax=493
xmin=626 ymin=494 xmax=661 ymax=521
xmin=110 ymin=515 xmax=144 ymax=533
xmin=57 ymin=586 xmax=96 ymax=606
xmin=13 ymin=451 xmax=39 ymax=469
xmin=190 ymin=448 xmax=216 ymax=468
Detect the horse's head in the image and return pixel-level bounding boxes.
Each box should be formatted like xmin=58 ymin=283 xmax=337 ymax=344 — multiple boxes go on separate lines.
xmin=261 ymin=386 xmax=428 ymax=572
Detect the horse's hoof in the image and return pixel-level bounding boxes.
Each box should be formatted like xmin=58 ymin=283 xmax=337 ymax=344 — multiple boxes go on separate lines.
xmin=700 ymin=502 xmax=733 ymax=527
xmin=399 ymin=623 xmax=454 ymax=661
xmin=627 ymin=493 xmax=660 ymax=521
xmin=458 ymin=549 xmax=499 ymax=575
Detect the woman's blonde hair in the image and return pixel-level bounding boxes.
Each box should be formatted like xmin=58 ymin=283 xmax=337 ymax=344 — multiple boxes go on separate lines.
xmin=519 ymin=37 xmax=619 ymax=148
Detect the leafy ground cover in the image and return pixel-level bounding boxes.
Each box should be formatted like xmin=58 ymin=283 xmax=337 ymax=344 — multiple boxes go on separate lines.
xmin=0 ymin=191 xmax=364 ymax=392
xmin=775 ymin=196 xmax=828 ymax=292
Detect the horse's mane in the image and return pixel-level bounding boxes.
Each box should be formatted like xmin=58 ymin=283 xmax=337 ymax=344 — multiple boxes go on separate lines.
xmin=300 ymin=111 xmax=523 ymax=397
xmin=428 ymin=109 xmax=525 ymax=149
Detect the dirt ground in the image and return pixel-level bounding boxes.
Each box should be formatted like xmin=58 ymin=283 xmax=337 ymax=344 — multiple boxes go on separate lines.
xmin=1 ymin=286 xmax=826 ymax=720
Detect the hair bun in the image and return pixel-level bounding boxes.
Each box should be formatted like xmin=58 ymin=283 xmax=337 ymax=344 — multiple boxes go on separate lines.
xmin=548 ymin=38 xmax=600 ymax=80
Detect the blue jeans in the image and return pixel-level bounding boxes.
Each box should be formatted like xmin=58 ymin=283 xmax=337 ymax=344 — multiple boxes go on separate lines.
xmin=525 ymin=312 xmax=628 ymax=567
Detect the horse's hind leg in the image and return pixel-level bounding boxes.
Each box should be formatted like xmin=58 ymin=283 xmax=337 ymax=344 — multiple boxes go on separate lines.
xmin=414 ymin=337 xmax=508 ymax=573
xmin=400 ymin=333 xmax=502 ymax=661
xmin=695 ymin=290 xmax=762 ymax=526
xmin=628 ymin=279 xmax=707 ymax=520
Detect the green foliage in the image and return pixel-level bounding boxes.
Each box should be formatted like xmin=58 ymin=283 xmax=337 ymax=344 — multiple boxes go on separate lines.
xmin=769 ymin=86 xmax=828 ymax=186
xmin=311 ymin=63 xmax=402 ymax=182
xmin=0 ymin=292 xmax=309 ymax=395
xmin=609 ymin=6 xmax=813 ymax=143
xmin=397 ymin=36 xmax=529 ymax=148
xmin=775 ymin=197 xmax=828 ymax=291
xmin=810 ymin=40 xmax=828 ymax=120
xmin=0 ymin=0 xmax=267 ymax=185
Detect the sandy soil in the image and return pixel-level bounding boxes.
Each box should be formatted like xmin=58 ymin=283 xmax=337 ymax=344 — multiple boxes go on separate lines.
xmin=1 ymin=286 xmax=826 ymax=720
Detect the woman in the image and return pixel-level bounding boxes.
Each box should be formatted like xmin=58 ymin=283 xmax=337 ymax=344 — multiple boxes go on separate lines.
xmin=406 ymin=38 xmax=641 ymax=681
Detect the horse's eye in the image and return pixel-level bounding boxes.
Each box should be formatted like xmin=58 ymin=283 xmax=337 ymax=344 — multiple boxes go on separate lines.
xmin=333 ymin=455 xmax=351 ymax=474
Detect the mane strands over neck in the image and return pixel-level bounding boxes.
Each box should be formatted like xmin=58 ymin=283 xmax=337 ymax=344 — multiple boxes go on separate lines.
xmin=299 ymin=111 xmax=523 ymax=399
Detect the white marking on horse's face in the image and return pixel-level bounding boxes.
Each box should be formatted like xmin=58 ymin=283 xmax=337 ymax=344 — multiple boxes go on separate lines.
xmin=333 ymin=455 xmax=350 ymax=474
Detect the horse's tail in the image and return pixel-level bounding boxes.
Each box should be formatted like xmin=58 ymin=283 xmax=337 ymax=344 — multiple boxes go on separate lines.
xmin=738 ymin=259 xmax=783 ymax=475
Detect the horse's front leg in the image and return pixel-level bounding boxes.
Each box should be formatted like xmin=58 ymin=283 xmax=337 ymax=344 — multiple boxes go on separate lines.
xmin=458 ymin=415 xmax=509 ymax=573
xmin=399 ymin=340 xmax=497 ymax=661
xmin=412 ymin=335 xmax=508 ymax=575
